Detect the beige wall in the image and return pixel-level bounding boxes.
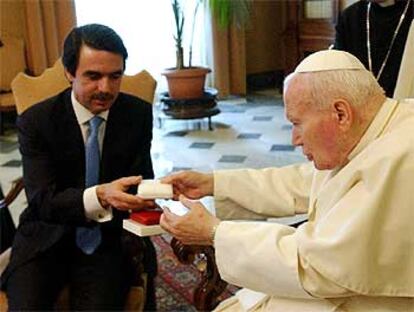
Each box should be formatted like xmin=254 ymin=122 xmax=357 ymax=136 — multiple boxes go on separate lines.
xmin=0 ymin=0 xmax=26 ymax=38
xmin=245 ymin=0 xmax=286 ymax=74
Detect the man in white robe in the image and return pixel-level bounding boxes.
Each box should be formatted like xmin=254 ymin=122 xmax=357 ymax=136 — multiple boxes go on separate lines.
xmin=160 ymin=50 xmax=414 ymax=311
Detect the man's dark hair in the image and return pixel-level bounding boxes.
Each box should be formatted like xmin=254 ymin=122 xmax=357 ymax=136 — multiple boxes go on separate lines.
xmin=62 ymin=23 xmax=128 ymax=76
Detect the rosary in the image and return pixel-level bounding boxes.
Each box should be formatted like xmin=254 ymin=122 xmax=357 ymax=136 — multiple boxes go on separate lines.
xmin=366 ymin=0 xmax=411 ymax=81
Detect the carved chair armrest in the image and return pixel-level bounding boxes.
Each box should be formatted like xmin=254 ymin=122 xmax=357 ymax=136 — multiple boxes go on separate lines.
xmin=170 ymin=238 xmax=228 ymax=311
xmin=4 ymin=177 xmax=24 ymax=206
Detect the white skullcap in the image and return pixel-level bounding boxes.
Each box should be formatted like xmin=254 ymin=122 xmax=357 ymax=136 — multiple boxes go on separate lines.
xmin=295 ymin=50 xmax=366 ymax=73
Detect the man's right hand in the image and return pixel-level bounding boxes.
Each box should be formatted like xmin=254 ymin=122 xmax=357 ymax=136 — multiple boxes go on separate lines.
xmin=160 ymin=171 xmax=214 ymax=200
xmin=96 ymin=176 xmax=156 ymax=211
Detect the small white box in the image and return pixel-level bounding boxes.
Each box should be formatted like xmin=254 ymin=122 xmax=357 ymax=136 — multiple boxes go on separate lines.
xmin=123 ymin=219 xmax=165 ymax=237
xmin=137 ymin=180 xmax=173 ymax=199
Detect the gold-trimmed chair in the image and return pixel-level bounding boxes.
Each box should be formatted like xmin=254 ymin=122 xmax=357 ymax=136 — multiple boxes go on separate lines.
xmin=11 ymin=59 xmax=156 ymax=115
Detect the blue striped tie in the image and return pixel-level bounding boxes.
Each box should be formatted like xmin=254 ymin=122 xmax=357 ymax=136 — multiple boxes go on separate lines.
xmin=76 ymin=116 xmax=103 ymax=254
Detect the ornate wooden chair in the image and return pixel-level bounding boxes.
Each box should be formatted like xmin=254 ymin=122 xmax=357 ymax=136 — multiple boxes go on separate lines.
xmin=0 ymin=59 xmax=157 ymax=311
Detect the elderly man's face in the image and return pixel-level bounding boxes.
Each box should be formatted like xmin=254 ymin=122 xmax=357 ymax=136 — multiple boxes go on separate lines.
xmin=65 ymin=44 xmax=124 ymax=114
xmin=284 ymin=78 xmax=346 ymax=170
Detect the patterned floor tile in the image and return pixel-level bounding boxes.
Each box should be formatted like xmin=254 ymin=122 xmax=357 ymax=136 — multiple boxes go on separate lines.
xmin=237 ymin=133 xmax=262 ymax=139
xmin=218 ymin=155 xmax=247 ymax=163
xmin=1 ymin=159 xmax=22 ymax=167
xmin=164 ymin=130 xmax=189 ymax=137
xmin=252 ymin=116 xmax=273 ymax=121
xmin=270 ymin=144 xmax=296 ymax=152
xmin=218 ymin=104 xmax=246 ymax=113
xmin=189 ymin=142 xmax=215 ymax=149
xmin=0 ymin=141 xmax=18 ymax=154
xmin=172 ymin=167 xmax=192 ymax=172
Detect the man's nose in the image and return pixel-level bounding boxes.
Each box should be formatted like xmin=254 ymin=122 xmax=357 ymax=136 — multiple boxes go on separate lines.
xmin=291 ymin=130 xmax=302 ymax=146
xmin=98 ymin=77 xmax=111 ymax=92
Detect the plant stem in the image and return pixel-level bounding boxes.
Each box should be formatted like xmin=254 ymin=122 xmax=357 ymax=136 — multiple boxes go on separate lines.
xmin=189 ymin=0 xmax=202 ymax=68
xmin=172 ymin=0 xmax=185 ymax=69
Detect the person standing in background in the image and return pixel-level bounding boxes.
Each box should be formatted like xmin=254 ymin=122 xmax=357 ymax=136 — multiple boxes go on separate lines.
xmin=334 ymin=0 xmax=414 ymax=98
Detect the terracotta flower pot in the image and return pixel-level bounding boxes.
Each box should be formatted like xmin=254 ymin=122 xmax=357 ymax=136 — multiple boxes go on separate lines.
xmin=162 ymin=67 xmax=211 ymax=99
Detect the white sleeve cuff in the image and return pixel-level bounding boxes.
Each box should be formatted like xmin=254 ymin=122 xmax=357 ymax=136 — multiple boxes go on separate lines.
xmin=83 ymin=186 xmax=113 ymax=222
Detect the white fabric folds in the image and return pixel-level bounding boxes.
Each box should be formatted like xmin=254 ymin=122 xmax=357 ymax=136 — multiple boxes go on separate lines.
xmin=137 ymin=180 xmax=173 ymax=199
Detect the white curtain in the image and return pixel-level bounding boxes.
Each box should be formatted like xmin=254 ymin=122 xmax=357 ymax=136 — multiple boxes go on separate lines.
xmin=75 ymin=0 xmax=208 ymax=93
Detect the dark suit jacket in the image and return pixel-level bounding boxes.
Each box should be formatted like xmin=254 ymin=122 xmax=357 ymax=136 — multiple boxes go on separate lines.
xmin=2 ymin=88 xmax=154 ymax=281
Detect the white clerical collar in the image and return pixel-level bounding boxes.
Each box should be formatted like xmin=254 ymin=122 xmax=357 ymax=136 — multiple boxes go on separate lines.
xmin=347 ymin=98 xmax=399 ymax=161
xmin=71 ymin=91 xmax=109 ymax=125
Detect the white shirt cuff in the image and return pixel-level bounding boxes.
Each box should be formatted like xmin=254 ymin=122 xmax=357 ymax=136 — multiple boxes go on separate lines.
xmin=83 ymin=186 xmax=112 ymax=222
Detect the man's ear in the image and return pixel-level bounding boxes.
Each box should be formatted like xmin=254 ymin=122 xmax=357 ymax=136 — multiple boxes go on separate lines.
xmin=332 ymin=100 xmax=353 ymax=130
xmin=64 ymin=68 xmax=74 ymax=84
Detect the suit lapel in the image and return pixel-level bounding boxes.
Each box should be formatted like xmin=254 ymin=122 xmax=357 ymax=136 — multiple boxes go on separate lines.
xmin=55 ymin=91 xmax=85 ymax=187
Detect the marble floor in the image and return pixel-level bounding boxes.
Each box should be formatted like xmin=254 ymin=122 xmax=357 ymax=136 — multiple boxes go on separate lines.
xmin=0 ymin=90 xmax=306 ymax=225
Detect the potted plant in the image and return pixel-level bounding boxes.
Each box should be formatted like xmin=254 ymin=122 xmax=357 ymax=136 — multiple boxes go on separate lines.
xmin=162 ymin=0 xmax=208 ymax=99
xmin=162 ymin=0 xmax=250 ymax=99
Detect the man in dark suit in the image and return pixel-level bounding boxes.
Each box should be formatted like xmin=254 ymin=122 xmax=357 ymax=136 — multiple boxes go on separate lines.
xmin=1 ymin=24 xmax=157 ymax=310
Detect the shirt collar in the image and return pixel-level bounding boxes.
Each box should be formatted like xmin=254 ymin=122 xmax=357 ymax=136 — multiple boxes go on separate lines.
xmin=347 ymin=98 xmax=399 ymax=161
xmin=71 ymin=91 xmax=109 ymax=125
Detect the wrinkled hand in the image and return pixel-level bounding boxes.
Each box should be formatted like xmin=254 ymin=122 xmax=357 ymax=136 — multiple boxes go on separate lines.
xmin=96 ymin=176 xmax=156 ymax=211
xmin=160 ymin=170 xmax=214 ymax=200
xmin=160 ymin=195 xmax=220 ymax=246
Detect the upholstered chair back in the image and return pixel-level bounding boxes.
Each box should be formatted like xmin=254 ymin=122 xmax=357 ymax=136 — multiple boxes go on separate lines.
xmin=11 ymin=59 xmax=157 ymax=115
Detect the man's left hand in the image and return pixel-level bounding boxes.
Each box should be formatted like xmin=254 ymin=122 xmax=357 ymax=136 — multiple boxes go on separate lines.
xmin=160 ymin=195 xmax=220 ymax=246
xmin=96 ymin=176 xmax=157 ymax=211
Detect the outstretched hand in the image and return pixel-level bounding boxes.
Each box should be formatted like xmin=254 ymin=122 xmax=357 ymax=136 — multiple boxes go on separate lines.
xmin=160 ymin=195 xmax=220 ymax=246
xmin=96 ymin=176 xmax=156 ymax=211
xmin=160 ymin=170 xmax=214 ymax=200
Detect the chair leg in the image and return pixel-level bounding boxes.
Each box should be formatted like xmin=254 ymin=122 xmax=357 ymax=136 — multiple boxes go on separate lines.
xmin=171 ymin=238 xmax=228 ymax=311
xmin=124 ymin=284 xmax=146 ymax=312
xmin=0 ymin=291 xmax=8 ymax=312
xmin=208 ymin=117 xmax=213 ymax=131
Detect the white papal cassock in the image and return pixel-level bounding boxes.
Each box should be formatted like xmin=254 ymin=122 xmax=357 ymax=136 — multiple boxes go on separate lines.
xmin=211 ymin=98 xmax=414 ymax=311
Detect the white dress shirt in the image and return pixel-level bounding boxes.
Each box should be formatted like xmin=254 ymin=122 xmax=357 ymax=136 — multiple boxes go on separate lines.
xmin=71 ymin=92 xmax=112 ymax=222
